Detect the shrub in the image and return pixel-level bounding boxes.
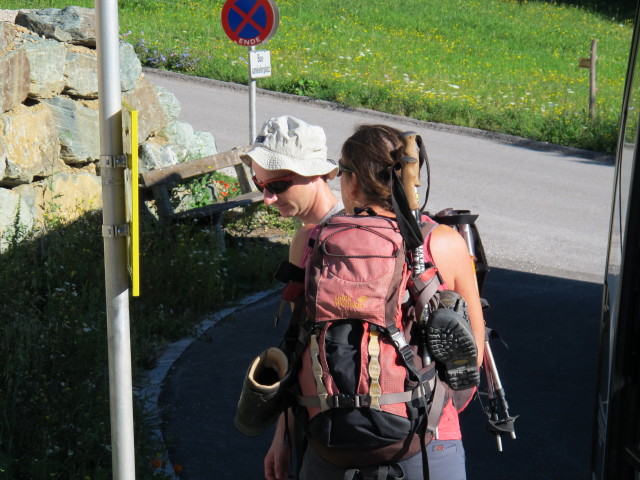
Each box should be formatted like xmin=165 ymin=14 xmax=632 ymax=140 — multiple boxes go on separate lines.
xmin=0 ymin=202 xmax=293 ymax=478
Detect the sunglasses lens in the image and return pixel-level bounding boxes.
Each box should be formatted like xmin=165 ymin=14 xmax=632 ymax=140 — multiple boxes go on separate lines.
xmin=266 ymin=181 xmax=292 ymax=194
xmin=252 ymin=175 xmax=294 ymax=195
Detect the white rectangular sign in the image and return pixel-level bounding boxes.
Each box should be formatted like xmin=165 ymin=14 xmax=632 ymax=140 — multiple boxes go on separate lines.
xmin=250 ymin=50 xmax=272 ymax=79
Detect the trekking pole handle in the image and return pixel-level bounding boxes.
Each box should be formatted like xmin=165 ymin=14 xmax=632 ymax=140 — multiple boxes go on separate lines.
xmin=398 ymin=132 xmax=431 ymax=364
xmin=399 ymin=132 xmax=421 ymax=211
xmin=399 ymin=131 xmax=425 ymax=273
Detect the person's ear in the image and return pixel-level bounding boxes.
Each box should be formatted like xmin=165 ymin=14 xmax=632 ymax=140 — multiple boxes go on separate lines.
xmin=348 ymin=174 xmax=361 ymax=198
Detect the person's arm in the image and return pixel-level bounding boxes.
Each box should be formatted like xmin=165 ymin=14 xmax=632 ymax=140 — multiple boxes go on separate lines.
xmin=264 ymin=410 xmax=293 ymax=480
xmin=429 ymin=225 xmax=485 ymax=366
xmin=264 ymin=225 xmax=315 ymax=479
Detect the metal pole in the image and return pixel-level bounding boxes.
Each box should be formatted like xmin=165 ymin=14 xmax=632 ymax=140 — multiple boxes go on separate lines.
xmin=249 ymin=45 xmax=256 ymax=143
xmin=95 ymin=1 xmax=136 ymax=479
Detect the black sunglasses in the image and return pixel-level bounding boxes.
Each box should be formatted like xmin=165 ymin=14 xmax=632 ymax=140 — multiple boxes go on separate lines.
xmin=337 ymin=162 xmax=354 ymax=177
xmin=252 ymin=173 xmax=296 ymax=194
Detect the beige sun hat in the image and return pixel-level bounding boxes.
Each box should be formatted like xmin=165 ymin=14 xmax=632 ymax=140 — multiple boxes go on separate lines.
xmin=241 ymin=115 xmax=338 ymax=179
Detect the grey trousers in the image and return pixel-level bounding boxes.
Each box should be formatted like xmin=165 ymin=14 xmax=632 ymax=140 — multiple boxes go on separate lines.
xmin=299 ymin=439 xmax=466 ymax=480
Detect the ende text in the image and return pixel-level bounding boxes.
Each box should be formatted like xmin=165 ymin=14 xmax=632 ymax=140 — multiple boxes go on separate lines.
xmin=238 ymin=37 xmax=262 ymax=46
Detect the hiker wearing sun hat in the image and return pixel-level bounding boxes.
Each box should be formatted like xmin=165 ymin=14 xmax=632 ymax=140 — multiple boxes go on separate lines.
xmin=239 ymin=116 xmax=343 ymax=479
xmin=241 ymin=115 xmax=344 ymax=229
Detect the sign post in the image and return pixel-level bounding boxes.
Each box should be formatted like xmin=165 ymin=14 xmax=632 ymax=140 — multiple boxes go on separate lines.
xmin=221 ymin=0 xmax=279 ymax=143
xmin=249 ymin=45 xmax=257 ymax=143
xmin=95 ymin=1 xmax=136 ymax=478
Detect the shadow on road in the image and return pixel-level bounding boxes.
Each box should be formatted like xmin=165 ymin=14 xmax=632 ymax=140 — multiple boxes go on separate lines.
xmin=159 ymin=267 xmax=602 ymax=480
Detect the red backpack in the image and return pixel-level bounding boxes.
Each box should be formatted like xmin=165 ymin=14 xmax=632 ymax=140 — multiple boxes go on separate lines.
xmin=276 ymin=212 xmax=473 ymax=465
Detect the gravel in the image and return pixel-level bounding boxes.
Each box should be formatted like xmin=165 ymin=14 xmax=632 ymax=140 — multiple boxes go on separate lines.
xmin=0 ymin=9 xmax=34 ymax=23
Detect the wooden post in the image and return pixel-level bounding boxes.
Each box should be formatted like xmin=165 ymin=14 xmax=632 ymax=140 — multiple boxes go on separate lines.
xmin=578 ymin=40 xmax=597 ymax=120
xmin=589 ymin=39 xmax=597 ymax=120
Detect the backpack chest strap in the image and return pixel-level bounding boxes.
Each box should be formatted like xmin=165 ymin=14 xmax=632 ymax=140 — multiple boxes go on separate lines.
xmin=296 ymin=379 xmax=434 ymax=409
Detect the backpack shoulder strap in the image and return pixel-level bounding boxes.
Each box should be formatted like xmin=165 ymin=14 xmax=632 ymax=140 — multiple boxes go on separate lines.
xmin=300 ymin=224 xmax=322 ymax=267
xmin=420 ymin=219 xmax=438 ymax=239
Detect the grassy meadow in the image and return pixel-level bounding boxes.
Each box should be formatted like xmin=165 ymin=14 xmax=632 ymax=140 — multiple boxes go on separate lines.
xmin=5 ymin=0 xmax=637 ymax=152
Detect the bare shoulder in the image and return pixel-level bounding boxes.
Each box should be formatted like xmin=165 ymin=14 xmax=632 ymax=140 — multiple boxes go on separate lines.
xmin=292 ymin=224 xmax=316 ymax=247
xmin=289 ymin=224 xmax=317 ymax=265
xmin=430 ymin=225 xmax=469 ymax=264
xmin=430 ymin=224 xmax=468 ymax=254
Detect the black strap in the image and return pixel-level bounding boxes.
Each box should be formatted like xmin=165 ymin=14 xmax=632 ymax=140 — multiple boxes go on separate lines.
xmin=283 ymin=410 xmax=293 ymax=473
xmin=391 ymin=171 xmax=423 ymax=251
xmin=432 ymin=208 xmax=478 ymax=226
xmin=386 ymin=323 xmax=432 ymax=402
xmin=420 ymin=430 xmax=430 ymax=480
xmin=294 ymin=416 xmax=307 ymax=478
xmin=274 ymin=260 xmax=305 ymax=284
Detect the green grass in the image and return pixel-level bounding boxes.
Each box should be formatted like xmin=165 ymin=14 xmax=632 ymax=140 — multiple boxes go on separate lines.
xmin=0 ymin=202 xmax=295 ymax=478
xmin=5 ymin=0 xmax=636 ymax=152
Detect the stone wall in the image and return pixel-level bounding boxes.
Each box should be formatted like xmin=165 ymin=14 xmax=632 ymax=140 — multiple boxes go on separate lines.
xmin=0 ymin=6 xmax=217 ymax=251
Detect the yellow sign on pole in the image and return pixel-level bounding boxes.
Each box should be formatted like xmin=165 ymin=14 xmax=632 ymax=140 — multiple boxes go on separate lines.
xmin=122 ymin=103 xmax=140 ymax=296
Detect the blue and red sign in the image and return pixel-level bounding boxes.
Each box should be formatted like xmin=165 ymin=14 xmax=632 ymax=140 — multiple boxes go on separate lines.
xmin=221 ymin=0 xmax=279 ymax=47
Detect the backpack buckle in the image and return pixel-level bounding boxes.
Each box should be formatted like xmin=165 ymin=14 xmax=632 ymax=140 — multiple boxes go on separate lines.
xmin=334 ymin=394 xmax=356 ymax=408
xmin=389 ymin=330 xmax=415 ymax=365
xmin=389 ymin=330 xmax=408 ymax=350
xmin=329 ymin=394 xmax=370 ymax=408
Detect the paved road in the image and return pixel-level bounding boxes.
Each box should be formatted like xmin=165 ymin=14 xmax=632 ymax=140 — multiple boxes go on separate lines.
xmin=145 ymin=68 xmax=614 ymax=282
xmin=159 ymin=270 xmax=601 ymax=480
xmin=142 ymin=69 xmax=613 ymax=479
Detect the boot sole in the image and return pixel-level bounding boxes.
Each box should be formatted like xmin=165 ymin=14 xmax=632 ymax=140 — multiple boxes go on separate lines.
xmin=427 ymin=309 xmax=479 ymax=391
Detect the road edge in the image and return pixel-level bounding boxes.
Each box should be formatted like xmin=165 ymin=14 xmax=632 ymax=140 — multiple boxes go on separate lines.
xmin=143 ymin=67 xmax=614 ymax=164
xmin=138 ymin=288 xmax=280 ymax=477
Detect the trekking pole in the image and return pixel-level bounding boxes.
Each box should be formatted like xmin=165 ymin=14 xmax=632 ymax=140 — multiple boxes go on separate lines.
xmin=483 ymin=359 xmax=500 ymax=447
xmin=398 ymin=131 xmax=430 ymax=365
xmin=445 ymin=212 xmax=518 ymax=451
xmin=482 ymin=333 xmax=517 ymax=451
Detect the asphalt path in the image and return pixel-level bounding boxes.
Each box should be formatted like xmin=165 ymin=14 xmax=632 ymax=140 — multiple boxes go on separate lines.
xmin=159 ymin=273 xmax=600 ymax=480
xmin=142 ymin=69 xmax=614 ymax=479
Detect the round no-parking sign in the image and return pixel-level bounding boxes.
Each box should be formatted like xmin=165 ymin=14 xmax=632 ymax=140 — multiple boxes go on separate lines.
xmin=221 ymin=0 xmax=279 ymax=47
